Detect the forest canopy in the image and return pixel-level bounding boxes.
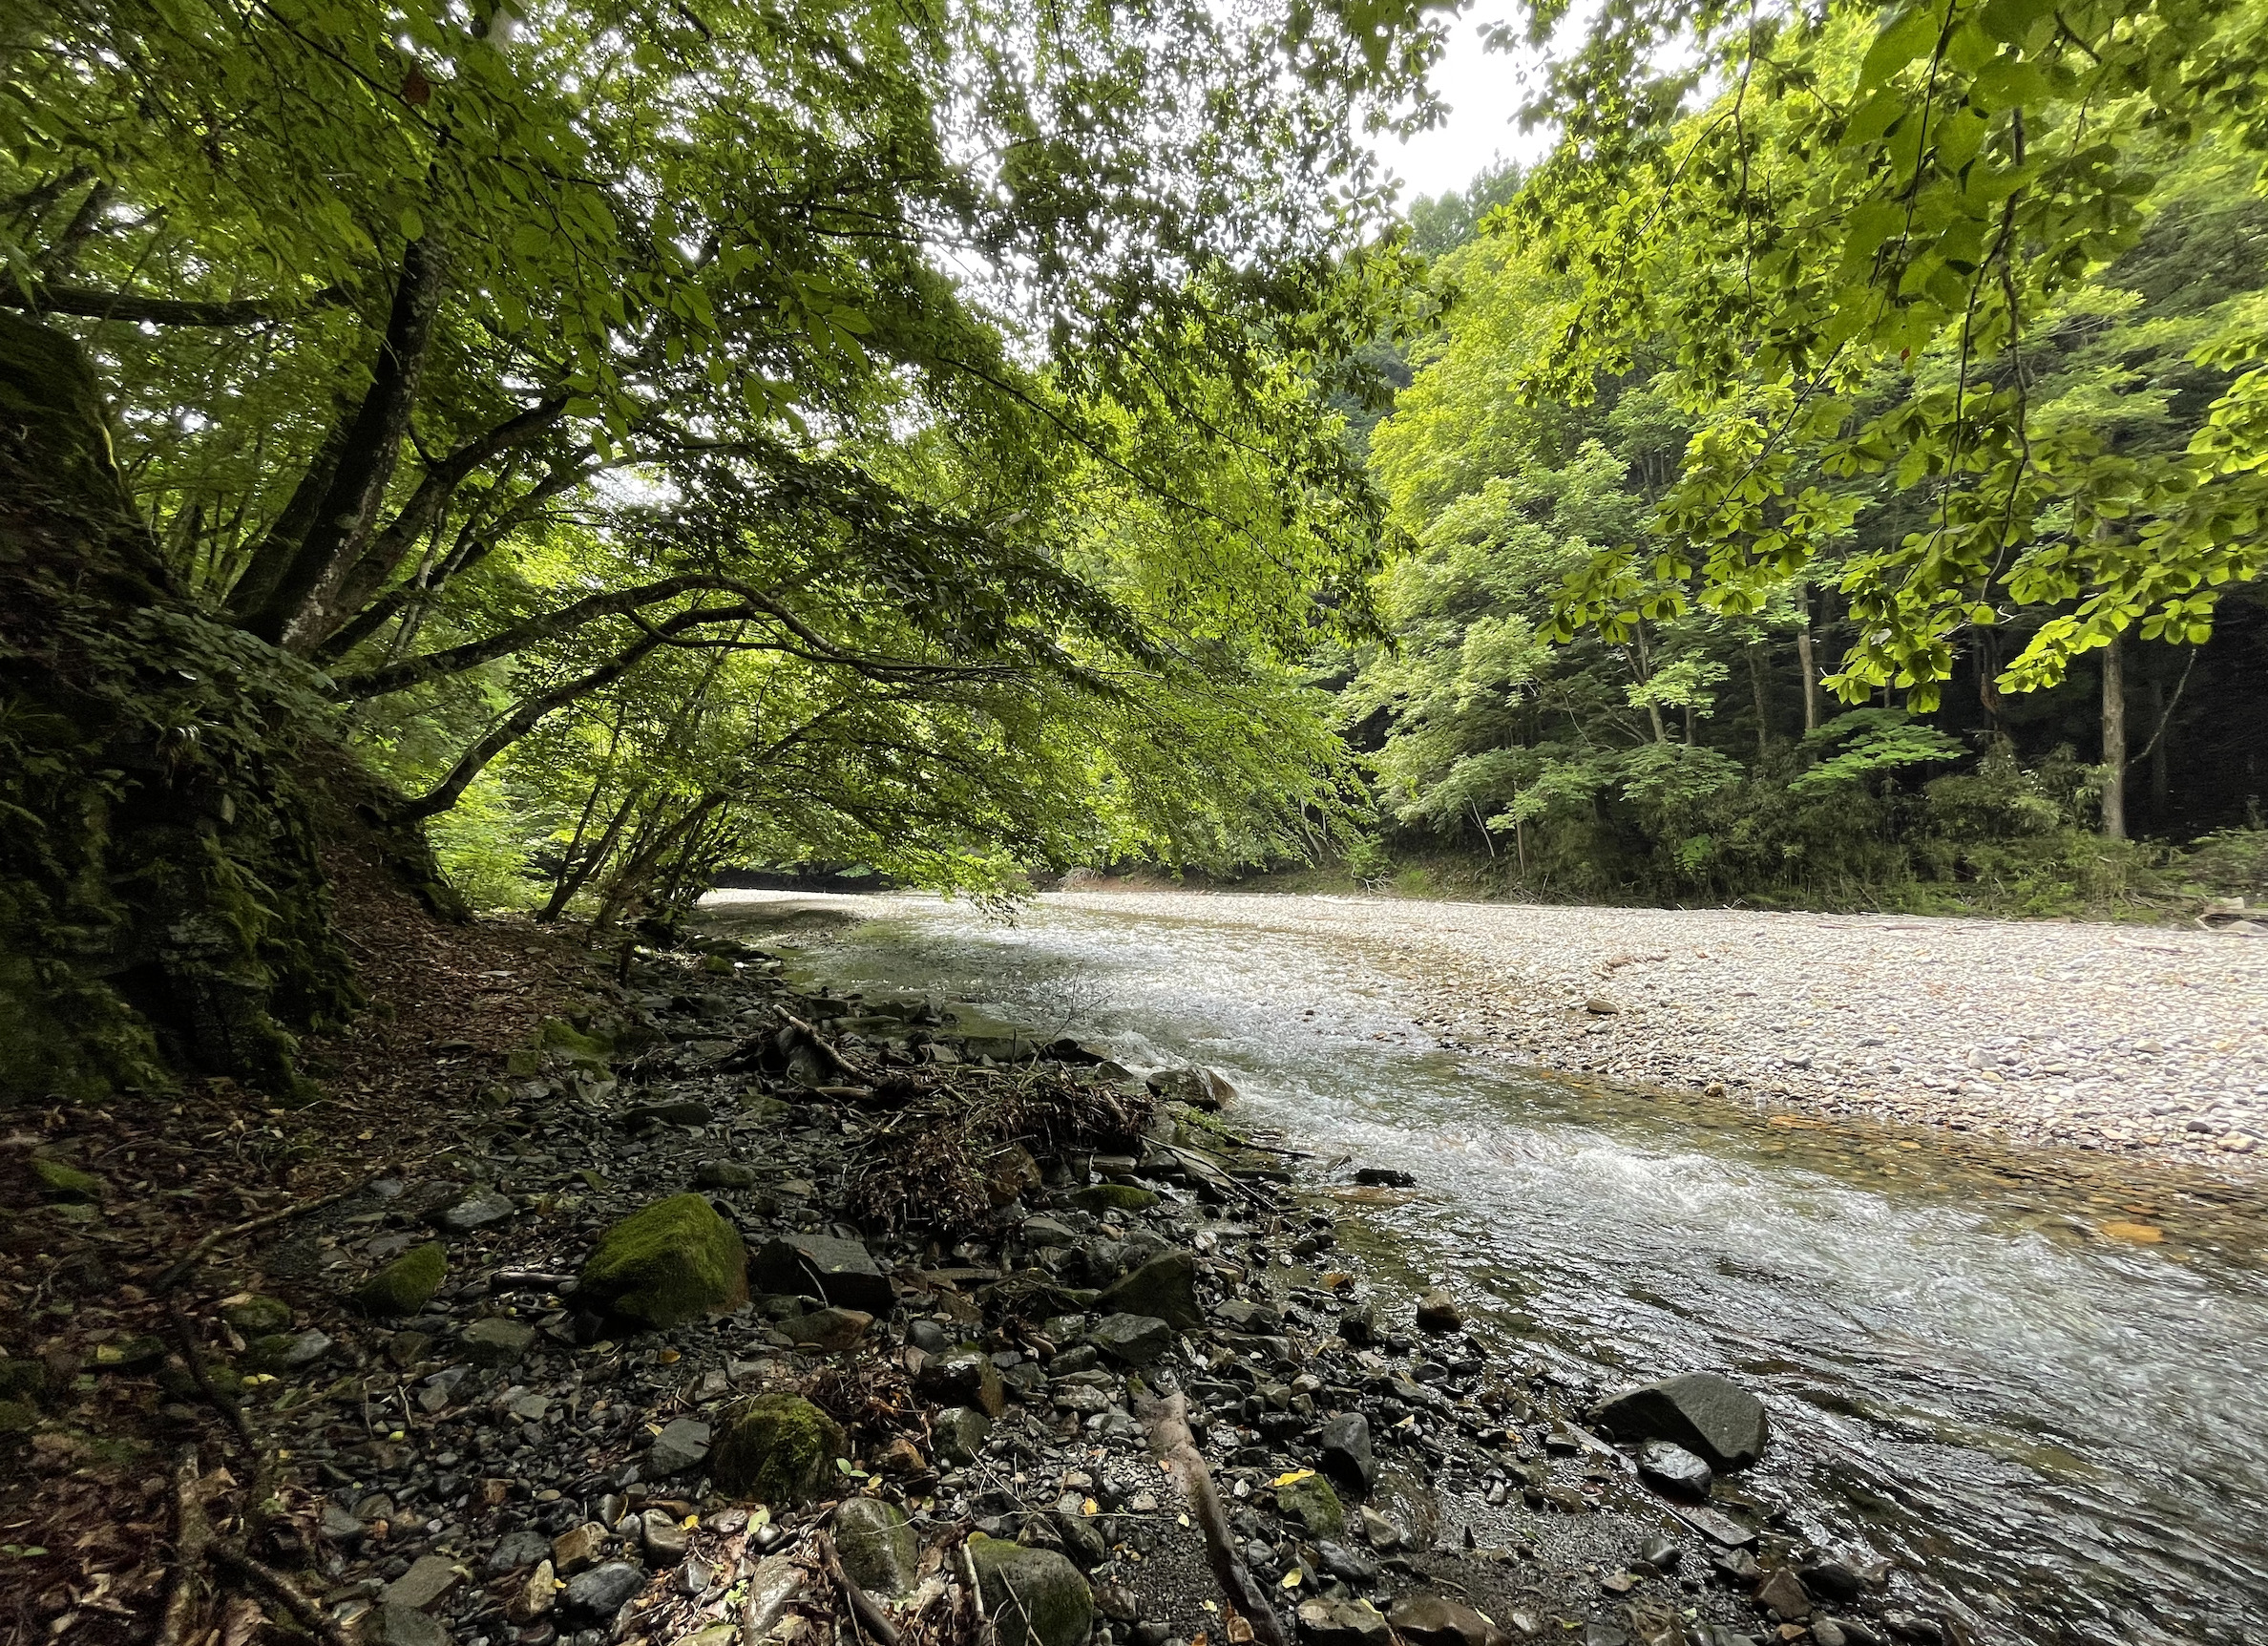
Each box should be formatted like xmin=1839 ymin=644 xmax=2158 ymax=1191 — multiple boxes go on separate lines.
xmin=1337 ymin=0 xmax=2268 ymax=910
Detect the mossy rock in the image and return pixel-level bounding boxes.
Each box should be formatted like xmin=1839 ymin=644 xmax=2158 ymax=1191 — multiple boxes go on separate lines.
xmin=32 ymin=1157 xmax=102 ymax=1201
xmin=0 ymin=1399 xmax=37 ymax=1434
xmin=0 ymin=1359 xmax=48 ymax=1403
xmin=1275 ymin=1472 xmax=1345 ymax=1539
xmin=965 ymin=1534 xmax=1092 ymax=1646
xmin=221 ymin=1296 xmax=293 ymax=1334
xmin=356 ymin=1243 xmax=447 ymax=1316
xmin=707 ymin=1393 xmax=844 ymax=1504
xmin=579 ymin=1193 xmax=747 ymax=1328
xmin=541 ymin=1019 xmax=614 ymax=1068
xmin=1068 ymin=1183 xmax=1156 ymax=1214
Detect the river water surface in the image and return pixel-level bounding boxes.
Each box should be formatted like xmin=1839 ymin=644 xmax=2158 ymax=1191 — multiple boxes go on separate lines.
xmin=698 ymin=890 xmax=2268 ymax=1646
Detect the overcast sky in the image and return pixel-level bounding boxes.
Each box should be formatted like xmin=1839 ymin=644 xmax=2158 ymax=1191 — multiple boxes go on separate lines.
xmin=1372 ymin=0 xmax=1563 ymax=203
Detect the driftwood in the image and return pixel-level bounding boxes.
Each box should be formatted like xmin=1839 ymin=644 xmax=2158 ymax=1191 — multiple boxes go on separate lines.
xmin=158 ymin=1447 xmax=210 ymax=1646
xmin=1135 ymin=1386 xmax=1288 ymax=1646
xmin=207 ymin=1543 xmax=362 ymax=1646
xmin=817 ymin=1529 xmax=902 ymax=1646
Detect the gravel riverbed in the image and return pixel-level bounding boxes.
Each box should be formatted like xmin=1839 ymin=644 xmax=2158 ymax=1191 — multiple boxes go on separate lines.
xmin=1034 ymin=891 xmax=2268 ymax=1169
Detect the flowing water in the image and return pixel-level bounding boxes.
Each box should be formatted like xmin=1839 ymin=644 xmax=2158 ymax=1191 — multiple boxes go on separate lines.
xmin=698 ymin=891 xmax=2268 ymax=1645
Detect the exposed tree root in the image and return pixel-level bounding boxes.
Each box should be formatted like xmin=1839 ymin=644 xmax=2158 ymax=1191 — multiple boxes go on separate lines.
xmin=1135 ymin=1386 xmax=1287 ymax=1646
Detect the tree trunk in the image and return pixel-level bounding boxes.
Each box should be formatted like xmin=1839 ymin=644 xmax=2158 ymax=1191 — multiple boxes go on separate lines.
xmin=2101 ymin=632 xmax=2127 ymax=840
xmin=1748 ymin=644 xmax=1771 ymax=755
xmin=1794 ymin=585 xmax=1820 ymax=734
xmin=237 ymin=237 xmax=446 ymax=652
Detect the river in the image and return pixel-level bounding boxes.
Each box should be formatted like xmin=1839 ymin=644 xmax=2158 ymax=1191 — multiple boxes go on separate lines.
xmin=696 ymin=889 xmax=2268 ymax=1645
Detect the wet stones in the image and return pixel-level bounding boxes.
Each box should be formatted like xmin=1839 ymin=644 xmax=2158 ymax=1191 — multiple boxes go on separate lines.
xmin=1635 ymin=1438 xmax=1712 ymax=1499
xmin=1754 ymin=1566 xmax=1813 ymax=1621
xmin=381 ymin=1554 xmax=464 ymax=1612
xmin=1593 ymin=1372 xmax=1769 ymax=1470
xmin=1352 ymin=1168 xmax=1415 ymax=1188
xmin=707 ymin=1393 xmax=845 ymax=1504
xmin=578 ymin=1193 xmax=749 ymax=1328
xmin=1336 ymin=1301 xmax=1377 ymax=1346
xmin=1089 ymin=1313 xmax=1173 ymax=1367
xmin=1094 ymin=1250 xmax=1202 ymax=1329
xmin=1318 ymin=1411 xmax=1375 ymax=1495
xmin=693 ymin=1160 xmax=758 ymax=1190
xmin=965 ymin=1534 xmax=1093 ymax=1646
xmin=832 ymin=1499 xmax=918 ymax=1597
xmin=1145 ymin=1066 xmax=1236 ymax=1110
xmin=647 ymin=1417 xmax=712 ymax=1475
xmin=750 ymin=1232 xmax=892 ymax=1316
xmin=355 ymin=1243 xmax=447 ymax=1315
xmin=1415 ymin=1288 xmax=1462 ymax=1333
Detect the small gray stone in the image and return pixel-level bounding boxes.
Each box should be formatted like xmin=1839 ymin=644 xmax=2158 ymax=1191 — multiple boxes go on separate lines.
xmin=1594 ymin=1372 xmax=1769 ymax=1470
xmin=1414 ymin=1289 xmax=1460 ymax=1333
xmin=693 ymin=1159 xmax=757 ymax=1189
xmin=363 ymin=1603 xmax=451 ymax=1646
xmin=648 ymin=1417 xmax=712 ymax=1475
xmin=640 ymin=1508 xmax=690 ymax=1563
xmin=381 ymin=1554 xmax=463 ymax=1613
xmin=463 ymin=1318 xmax=536 ymax=1368
xmin=562 ymin=1560 xmax=646 ymax=1621
xmin=485 ymin=1530 xmax=550 ymax=1575
xmin=1089 ymin=1313 xmax=1172 ymax=1366
xmin=433 ymin=1191 xmax=515 ymax=1233
xmin=1635 ymin=1438 xmax=1712 ymax=1499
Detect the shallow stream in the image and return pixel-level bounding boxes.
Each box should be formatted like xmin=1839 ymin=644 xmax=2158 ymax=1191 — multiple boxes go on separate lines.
xmin=698 ymin=891 xmax=2268 ymax=1645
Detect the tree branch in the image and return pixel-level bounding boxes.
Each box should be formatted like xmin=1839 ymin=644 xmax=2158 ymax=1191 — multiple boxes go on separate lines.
xmin=1 ymin=280 xmax=347 ymax=327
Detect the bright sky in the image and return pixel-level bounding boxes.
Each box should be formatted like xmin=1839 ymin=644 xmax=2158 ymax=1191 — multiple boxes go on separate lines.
xmin=1371 ymin=0 xmax=1571 ymax=204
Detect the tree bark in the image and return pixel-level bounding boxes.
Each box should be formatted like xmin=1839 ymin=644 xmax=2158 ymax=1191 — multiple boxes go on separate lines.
xmin=1747 ymin=644 xmax=1771 ymax=755
xmin=2147 ymin=674 xmax=2170 ymax=817
xmin=2101 ymin=631 xmax=2127 ymax=839
xmin=238 ymin=237 xmax=445 ymax=651
xmin=1794 ymin=585 xmax=1819 ymax=734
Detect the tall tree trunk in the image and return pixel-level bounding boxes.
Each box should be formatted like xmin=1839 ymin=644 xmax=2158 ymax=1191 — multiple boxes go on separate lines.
xmin=237 ymin=237 xmax=445 ymax=652
xmin=1748 ymin=644 xmax=1771 ymax=755
xmin=2101 ymin=632 xmax=2127 ymax=840
xmin=1794 ymin=586 xmax=1819 ymax=734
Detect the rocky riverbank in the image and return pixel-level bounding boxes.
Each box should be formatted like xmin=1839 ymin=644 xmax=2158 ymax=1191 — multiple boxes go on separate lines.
xmin=4 ymin=926 xmax=1962 ymax=1646
xmin=1019 ymin=891 xmax=2268 ymax=1171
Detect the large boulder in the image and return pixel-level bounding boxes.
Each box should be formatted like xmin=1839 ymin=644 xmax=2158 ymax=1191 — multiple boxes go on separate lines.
xmin=708 ymin=1393 xmax=845 ymax=1504
xmin=1094 ymin=1251 xmax=1201 ymax=1330
xmin=751 ymin=1232 xmax=892 ymax=1315
xmin=578 ymin=1193 xmax=748 ymax=1327
xmin=965 ymin=1535 xmax=1092 ymax=1646
xmin=1594 ymin=1372 xmax=1769 ymax=1470
xmin=832 ymin=1499 xmax=918 ymax=1598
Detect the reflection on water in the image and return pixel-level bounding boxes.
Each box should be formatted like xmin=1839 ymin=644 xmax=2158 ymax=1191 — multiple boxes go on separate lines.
xmin=699 ymin=892 xmax=2268 ymax=1645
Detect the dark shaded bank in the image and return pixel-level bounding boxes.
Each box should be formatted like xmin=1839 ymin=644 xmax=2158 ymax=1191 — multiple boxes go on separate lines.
xmin=0 ymin=311 xmax=463 ymax=1107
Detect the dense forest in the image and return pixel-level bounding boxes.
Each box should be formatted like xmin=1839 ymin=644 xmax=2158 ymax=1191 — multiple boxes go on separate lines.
xmin=6 ymin=0 xmax=2268 ymax=1097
